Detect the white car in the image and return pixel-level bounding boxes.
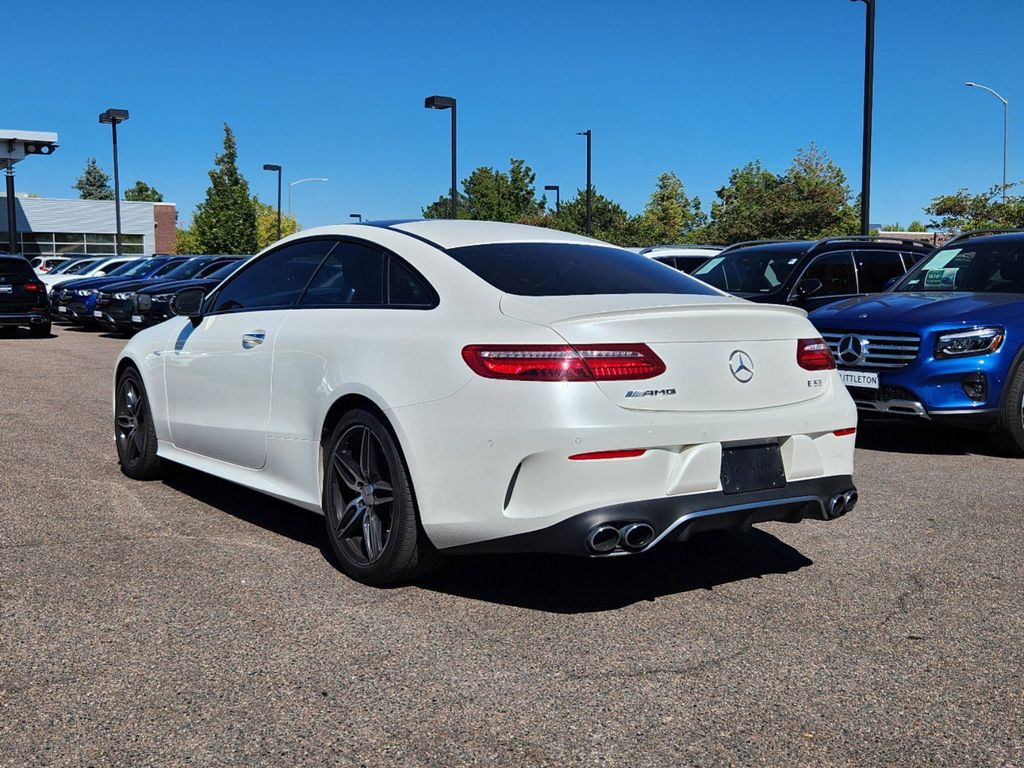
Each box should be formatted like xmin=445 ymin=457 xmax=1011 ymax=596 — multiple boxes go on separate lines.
xmin=641 ymin=244 xmax=723 ymax=274
xmin=42 ymin=255 xmax=142 ymax=290
xmin=114 ymin=221 xmax=858 ymax=584
xmin=30 ymin=256 xmax=71 ymax=274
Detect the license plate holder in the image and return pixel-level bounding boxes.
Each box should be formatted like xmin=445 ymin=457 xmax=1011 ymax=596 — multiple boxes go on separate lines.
xmin=839 ymin=370 xmax=879 ymax=389
xmin=720 ymin=444 xmax=786 ymax=495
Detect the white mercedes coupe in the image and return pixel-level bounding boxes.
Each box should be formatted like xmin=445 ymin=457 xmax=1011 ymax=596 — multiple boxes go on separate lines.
xmin=114 ymin=221 xmax=858 ymax=584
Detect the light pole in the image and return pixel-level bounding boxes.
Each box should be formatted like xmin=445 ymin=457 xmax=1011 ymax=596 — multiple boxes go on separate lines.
xmin=424 ymin=95 xmax=457 ymax=219
xmin=965 ymin=82 xmax=1009 ymax=203
xmin=288 ymin=177 xmax=328 ymax=215
xmin=850 ymin=0 xmax=874 ymax=236
xmin=544 ymin=184 xmax=561 ymax=212
xmin=576 ymin=130 xmax=592 ymax=235
xmin=350 ymin=213 xmax=362 ymax=222
xmin=262 ymin=164 xmax=282 ymax=241
xmin=99 ymin=109 xmax=129 ymax=254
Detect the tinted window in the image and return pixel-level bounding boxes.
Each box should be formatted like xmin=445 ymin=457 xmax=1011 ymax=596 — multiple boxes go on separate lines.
xmin=448 ymin=243 xmax=719 ymax=297
xmin=855 ymin=250 xmax=907 ymax=292
xmin=196 ymin=258 xmax=238 ymax=278
xmin=899 ymin=241 xmax=1024 ymax=293
xmin=152 ymin=259 xmax=187 ymax=277
xmin=693 ymin=248 xmax=804 ymax=293
xmin=211 ymin=240 xmax=333 ymax=312
xmin=388 ymin=258 xmax=436 ymax=307
xmin=0 ymin=259 xmax=34 ymax=282
xmin=300 ymin=242 xmax=384 ymax=306
xmin=206 ymin=261 xmax=242 ymax=280
xmin=802 ymin=252 xmax=857 ymax=295
xmin=113 ymin=258 xmax=161 ymax=277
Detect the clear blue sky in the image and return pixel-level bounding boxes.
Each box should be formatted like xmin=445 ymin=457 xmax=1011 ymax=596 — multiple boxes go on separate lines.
xmin=7 ymin=0 xmax=1022 ymax=230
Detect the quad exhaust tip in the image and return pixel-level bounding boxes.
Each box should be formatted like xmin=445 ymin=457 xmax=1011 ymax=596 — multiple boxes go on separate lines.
xmin=586 ymin=521 xmax=655 ymax=554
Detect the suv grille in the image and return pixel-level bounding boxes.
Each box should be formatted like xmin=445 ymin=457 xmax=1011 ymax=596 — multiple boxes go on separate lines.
xmin=820 ymin=330 xmax=921 ymax=369
xmin=96 ymin=292 xmax=112 ymax=308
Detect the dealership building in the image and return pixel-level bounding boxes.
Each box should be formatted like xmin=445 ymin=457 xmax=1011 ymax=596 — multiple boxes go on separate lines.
xmin=0 ymin=196 xmax=177 ymax=256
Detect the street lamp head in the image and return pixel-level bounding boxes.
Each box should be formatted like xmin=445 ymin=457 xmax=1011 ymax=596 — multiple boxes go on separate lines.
xmin=965 ymin=82 xmax=978 ymax=88
xmin=98 ymin=108 xmax=129 ymax=124
xmin=576 ymin=130 xmax=591 ymax=136
xmin=262 ymin=163 xmax=281 ymax=172
xmin=349 ymin=213 xmax=362 ymax=220
xmin=425 ymin=95 xmax=456 ymax=110
xmin=544 ymin=185 xmax=559 ymax=191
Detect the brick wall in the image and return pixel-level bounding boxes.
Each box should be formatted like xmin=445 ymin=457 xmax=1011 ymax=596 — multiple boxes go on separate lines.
xmin=153 ymin=203 xmax=177 ymax=254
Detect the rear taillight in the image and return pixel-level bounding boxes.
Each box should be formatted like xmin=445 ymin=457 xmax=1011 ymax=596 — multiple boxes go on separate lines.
xmin=461 ymin=344 xmax=666 ymax=381
xmin=797 ymin=338 xmax=835 ymax=371
xmin=24 ymin=282 xmax=43 ymax=293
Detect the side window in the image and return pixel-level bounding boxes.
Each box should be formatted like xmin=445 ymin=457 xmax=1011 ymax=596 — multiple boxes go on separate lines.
xmin=802 ymin=251 xmax=857 ymax=296
xmin=855 ymin=251 xmax=907 ymax=292
xmin=299 ymin=242 xmax=384 ymax=307
xmin=153 ymin=260 xmax=185 ymax=277
xmin=209 ymin=240 xmax=333 ymax=313
xmin=388 ymin=257 xmax=436 ymax=307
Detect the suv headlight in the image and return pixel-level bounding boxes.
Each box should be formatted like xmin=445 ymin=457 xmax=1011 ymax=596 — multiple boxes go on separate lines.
xmin=113 ymin=292 xmax=134 ymax=300
xmin=75 ymin=288 xmax=94 ymax=297
xmin=935 ymin=326 xmax=1004 ymax=358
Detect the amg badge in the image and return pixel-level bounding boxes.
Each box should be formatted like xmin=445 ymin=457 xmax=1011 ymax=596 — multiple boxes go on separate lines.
xmin=625 ymin=388 xmax=677 ymax=398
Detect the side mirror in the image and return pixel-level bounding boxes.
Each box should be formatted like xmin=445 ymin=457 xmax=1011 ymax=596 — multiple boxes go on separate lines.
xmin=95 ymin=270 xmax=108 ymax=276
xmin=171 ymin=287 xmax=206 ymax=319
xmin=883 ymin=276 xmax=900 ymax=291
xmin=795 ymin=278 xmax=823 ymax=298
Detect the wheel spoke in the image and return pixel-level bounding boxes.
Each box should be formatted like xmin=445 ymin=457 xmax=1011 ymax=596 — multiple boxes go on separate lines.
xmin=362 ymin=509 xmax=384 ymax=561
xmin=371 ymin=480 xmax=393 ymax=505
xmin=132 ymin=426 xmax=145 ymax=456
xmin=333 ymin=452 xmax=363 ymax=491
xmin=116 ymin=414 xmax=133 ymax=429
xmin=335 ymin=496 xmax=365 ymax=536
xmin=123 ymin=427 xmax=138 ymax=461
xmin=359 ymin=427 xmax=375 ymax=480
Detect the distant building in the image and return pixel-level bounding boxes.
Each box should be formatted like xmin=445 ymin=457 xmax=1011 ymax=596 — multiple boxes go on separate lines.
xmin=0 ymin=196 xmax=177 ymax=256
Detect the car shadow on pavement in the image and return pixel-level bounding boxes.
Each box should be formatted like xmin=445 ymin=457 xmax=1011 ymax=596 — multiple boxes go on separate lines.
xmin=855 ymin=419 xmax=1004 ymax=458
xmin=162 ymin=464 xmax=813 ymax=613
xmin=420 ymin=531 xmax=813 ymax=614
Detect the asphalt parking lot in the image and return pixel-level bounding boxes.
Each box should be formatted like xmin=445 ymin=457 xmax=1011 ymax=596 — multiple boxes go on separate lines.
xmin=2 ymin=325 xmax=1022 ymax=767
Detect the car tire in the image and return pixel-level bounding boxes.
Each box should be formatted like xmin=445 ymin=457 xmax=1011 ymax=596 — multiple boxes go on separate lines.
xmin=322 ymin=409 xmax=443 ymax=585
xmin=115 ymin=367 xmax=163 ymax=479
xmin=29 ymin=322 xmax=51 ymax=337
xmin=991 ymin=362 xmax=1024 ymax=457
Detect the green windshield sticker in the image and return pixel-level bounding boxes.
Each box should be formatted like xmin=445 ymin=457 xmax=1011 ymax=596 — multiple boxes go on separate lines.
xmin=924 ymin=268 xmax=958 ymax=288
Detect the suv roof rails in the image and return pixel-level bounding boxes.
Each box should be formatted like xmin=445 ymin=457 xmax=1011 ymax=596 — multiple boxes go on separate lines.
xmin=717 ymin=239 xmax=795 ymax=255
xmin=640 ymin=243 xmax=723 ymax=254
xmin=943 ymin=228 xmax=1024 ymax=247
xmin=807 ymin=234 xmax=934 ymax=253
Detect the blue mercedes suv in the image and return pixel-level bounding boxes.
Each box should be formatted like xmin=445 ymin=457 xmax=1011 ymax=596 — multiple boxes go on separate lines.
xmin=809 ymin=230 xmax=1024 ymax=455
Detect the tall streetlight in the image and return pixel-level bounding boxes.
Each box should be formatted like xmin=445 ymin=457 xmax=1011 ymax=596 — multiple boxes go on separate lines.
xmin=98 ymin=109 xmax=129 ymax=254
xmin=965 ymin=82 xmax=1009 ymax=203
xmin=350 ymin=213 xmax=363 ymax=222
xmin=544 ymin=184 xmax=560 ymax=212
xmin=577 ymin=130 xmax=592 ymax=235
xmin=850 ymin=0 xmax=874 ymax=236
xmin=424 ymin=95 xmax=457 ymax=219
xmin=262 ymin=164 xmax=282 ymax=241
xmin=288 ymin=177 xmax=328 ymax=215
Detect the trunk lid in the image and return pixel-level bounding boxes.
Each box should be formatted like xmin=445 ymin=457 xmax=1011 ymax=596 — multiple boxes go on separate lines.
xmin=500 ymin=294 xmax=826 ymax=412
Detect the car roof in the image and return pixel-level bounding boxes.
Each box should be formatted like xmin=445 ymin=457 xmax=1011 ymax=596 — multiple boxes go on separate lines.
xmin=942 ymin=231 xmax=1024 ymax=247
xmin=722 ymin=238 xmax=927 ymax=256
xmin=293 ymin=220 xmax=613 ymax=251
xmin=641 ymin=245 xmax=723 ymax=257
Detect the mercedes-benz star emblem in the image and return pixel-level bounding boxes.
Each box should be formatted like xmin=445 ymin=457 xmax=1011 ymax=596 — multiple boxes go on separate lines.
xmin=838 ymin=335 xmax=865 ymax=365
xmin=729 ymin=350 xmax=754 ymax=383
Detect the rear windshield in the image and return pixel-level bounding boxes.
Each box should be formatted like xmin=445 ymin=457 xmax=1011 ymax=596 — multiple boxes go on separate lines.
xmin=692 ymin=248 xmax=805 ymax=293
xmin=447 ymin=242 xmax=720 ymax=296
xmin=0 ymin=259 xmax=34 ymax=282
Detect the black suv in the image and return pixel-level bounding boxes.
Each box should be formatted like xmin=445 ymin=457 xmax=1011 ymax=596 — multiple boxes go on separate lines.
xmin=0 ymin=255 xmax=50 ymax=336
xmin=691 ymin=236 xmax=932 ymax=311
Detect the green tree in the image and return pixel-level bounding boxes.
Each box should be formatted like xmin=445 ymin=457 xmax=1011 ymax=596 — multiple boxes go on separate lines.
xmin=254 ymin=197 xmax=300 ymax=249
xmin=544 ymin=187 xmax=647 ymax=245
xmin=700 ymin=144 xmax=857 ymax=243
xmin=422 ymin=158 xmax=545 ymax=222
xmin=925 ymin=184 xmax=1024 ymax=232
xmin=639 ymin=172 xmax=707 ymax=244
xmin=175 ymin=226 xmax=201 ymax=254
xmin=191 ymin=124 xmax=258 ymax=254
xmin=908 ymin=220 xmax=928 ymax=232
xmin=73 ymin=158 xmax=114 ymax=200
xmin=124 ymin=180 xmax=163 ymax=202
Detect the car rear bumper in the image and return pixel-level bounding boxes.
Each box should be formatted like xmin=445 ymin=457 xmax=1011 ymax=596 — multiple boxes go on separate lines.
xmin=445 ymin=474 xmax=857 ymax=556
xmin=0 ymin=311 xmax=49 ymax=326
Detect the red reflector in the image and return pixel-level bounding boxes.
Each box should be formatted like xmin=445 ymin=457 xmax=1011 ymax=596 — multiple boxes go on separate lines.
xmin=461 ymin=344 xmax=665 ymax=381
xmin=833 ymin=427 xmax=857 ymax=437
xmin=797 ymin=337 xmax=836 ymax=371
xmin=569 ymin=449 xmax=646 ymax=461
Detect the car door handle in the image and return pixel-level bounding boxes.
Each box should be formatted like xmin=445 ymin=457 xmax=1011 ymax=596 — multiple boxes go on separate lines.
xmin=241 ymin=331 xmax=266 ymax=349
